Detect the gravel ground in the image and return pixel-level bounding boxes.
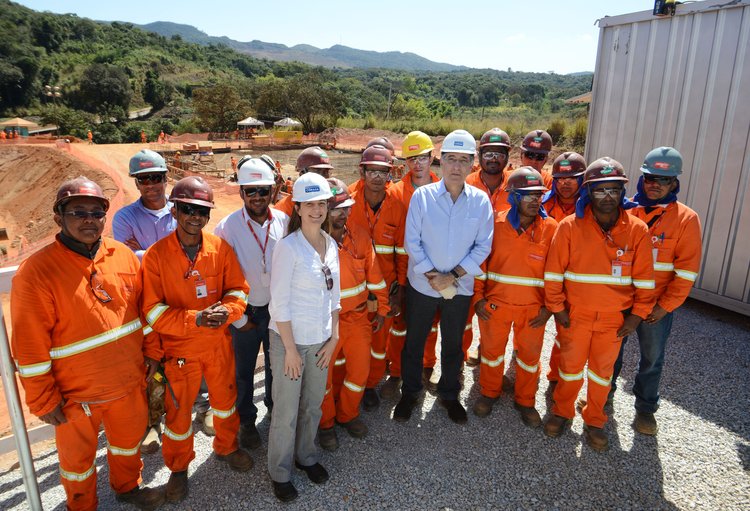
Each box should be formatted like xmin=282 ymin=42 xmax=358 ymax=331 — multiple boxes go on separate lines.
xmin=1 ymin=298 xmax=749 ymax=510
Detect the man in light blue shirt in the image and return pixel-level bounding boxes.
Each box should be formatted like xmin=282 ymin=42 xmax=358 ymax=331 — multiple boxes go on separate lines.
xmin=394 ymin=130 xmax=494 ymax=425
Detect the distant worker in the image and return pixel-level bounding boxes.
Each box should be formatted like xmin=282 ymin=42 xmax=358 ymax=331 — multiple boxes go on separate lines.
xmin=158 ymin=131 xmax=165 ymax=144
xmin=141 ymin=176 xmax=253 ymax=502
xmin=542 ymin=157 xmax=655 ymax=452
xmin=472 ymin=167 xmax=558 ymax=426
xmin=274 ymin=146 xmax=334 ymax=216
xmin=520 ymin=130 xmax=554 ymax=187
xmin=0 ymin=130 xmax=6 ymax=142
xmin=11 ymin=177 xmax=164 ymax=511
xmin=214 ymin=157 xmax=290 ymax=451
xmin=319 ymin=178 xmax=388 ymax=450
xmin=174 ymin=151 xmax=181 ymax=170
xmin=141 ymin=130 xmax=147 ymax=144
xmin=284 ymin=176 xmax=293 ymax=193
xmin=610 ymin=147 xmax=702 ymax=436
xmin=231 ymin=156 xmax=238 ymax=173
xmin=87 ymin=129 xmax=93 ymax=144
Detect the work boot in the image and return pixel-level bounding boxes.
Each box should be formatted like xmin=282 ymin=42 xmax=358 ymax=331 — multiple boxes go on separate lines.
xmin=393 ymin=393 xmax=418 ymax=422
xmin=472 ymin=395 xmax=498 ymax=418
xmin=239 ymin=423 xmax=262 ymax=450
xmin=338 ymin=417 xmax=368 ymax=438
xmin=543 ymin=415 xmax=569 ymax=438
xmin=165 ymin=471 xmax=188 ymax=503
xmin=583 ymin=424 xmax=609 ymax=452
xmin=216 ymin=449 xmax=254 ymax=472
xmin=502 ymin=375 xmax=514 ymax=395
xmin=318 ymin=427 xmax=339 ymax=451
xmin=439 ymin=398 xmax=468 ymax=425
xmin=196 ymin=410 xmax=215 ymax=436
xmin=514 ymin=402 xmax=542 ymax=428
xmin=116 ymin=485 xmax=165 ymax=511
xmin=380 ymin=376 xmax=401 ymax=399
xmin=576 ymin=395 xmax=614 ymax=412
xmin=294 ymin=461 xmax=330 ymax=484
xmin=141 ymin=425 xmax=161 ymax=455
xmin=633 ymin=411 xmax=658 ymax=436
xmin=466 ymin=348 xmax=480 ymax=367
xmin=362 ymin=388 xmax=380 ymax=411
xmin=272 ymin=480 xmax=298 ymax=502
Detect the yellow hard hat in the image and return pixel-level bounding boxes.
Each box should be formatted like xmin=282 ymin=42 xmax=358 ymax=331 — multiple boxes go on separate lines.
xmin=401 ymin=131 xmax=434 ymax=158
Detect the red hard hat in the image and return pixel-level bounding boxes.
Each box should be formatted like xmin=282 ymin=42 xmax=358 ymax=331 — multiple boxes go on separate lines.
xmin=366 ymin=137 xmax=395 ymax=155
xmin=479 ymin=128 xmax=511 ymax=149
xmin=169 ymin=176 xmax=215 ymax=208
xmin=552 ymin=152 xmax=587 ymax=178
xmin=521 ymin=130 xmax=553 ymax=154
xmin=296 ymin=146 xmax=333 ymax=173
xmin=360 ymin=145 xmax=393 ymax=168
xmin=582 ymin=157 xmax=629 ymax=187
xmin=54 ymin=176 xmax=110 ymax=212
xmin=505 ymin=167 xmax=548 ymax=192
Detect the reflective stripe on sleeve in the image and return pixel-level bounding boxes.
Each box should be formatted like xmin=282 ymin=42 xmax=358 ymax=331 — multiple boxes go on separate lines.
xmin=653 ymin=262 xmax=674 ymax=272
xmin=395 ymin=246 xmax=407 ymax=255
xmin=211 ymin=405 xmax=236 ymax=419
xmin=341 ymin=282 xmax=367 ymax=298
xmin=367 ymin=280 xmax=387 ymax=291
xmin=334 ymin=358 xmax=347 ymax=366
xmin=108 ymin=443 xmax=140 ymax=456
xmin=49 ymin=318 xmax=142 ymax=360
xmin=17 ymin=361 xmax=52 ymax=378
xmin=475 ymin=273 xmax=487 ymax=281
xmin=343 ymin=380 xmax=364 ymax=393
xmin=487 ymin=272 xmax=545 ymax=288
xmin=675 ymin=269 xmax=698 ymax=282
xmin=544 ymin=272 xmax=564 ymax=282
xmin=146 ymin=303 xmax=169 ymax=325
xmin=60 ymin=463 xmax=95 ymax=482
xmin=633 ymin=279 xmax=656 ymax=289
xmin=223 ymin=290 xmax=247 ymax=302
xmin=374 ymin=245 xmax=395 ymax=254
xmin=587 ymin=369 xmax=612 ymax=387
xmin=481 ymin=354 xmax=505 ymax=368
xmin=143 ymin=325 xmax=153 ymax=336
xmin=558 ymin=369 xmax=584 ymax=381
xmin=164 ymin=424 xmax=193 ymax=442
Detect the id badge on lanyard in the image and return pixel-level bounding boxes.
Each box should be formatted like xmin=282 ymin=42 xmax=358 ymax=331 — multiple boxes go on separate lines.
xmin=612 ymin=249 xmax=624 ymax=277
xmin=260 ymin=272 xmax=271 ymax=287
xmin=195 ymin=277 xmax=208 ymax=298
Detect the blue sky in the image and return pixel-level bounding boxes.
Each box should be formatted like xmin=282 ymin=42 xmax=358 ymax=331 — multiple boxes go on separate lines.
xmin=17 ymin=0 xmax=651 ymax=73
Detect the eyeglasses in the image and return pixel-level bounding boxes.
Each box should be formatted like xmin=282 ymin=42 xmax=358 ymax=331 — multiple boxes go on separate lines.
xmin=554 ymin=176 xmax=578 ymax=182
xmin=63 ymin=210 xmax=107 ymax=220
xmin=365 ymin=169 xmax=390 ymax=178
xmin=176 ymin=202 xmax=211 ymax=217
xmin=406 ymin=154 xmax=431 ymax=164
xmin=519 ymin=193 xmax=543 ymax=203
xmin=242 ymin=187 xmax=271 ymax=197
xmin=321 ymin=265 xmax=333 ymax=291
xmin=135 ymin=174 xmax=165 ymax=185
xmin=89 ymin=271 xmax=112 ymax=303
xmin=481 ymin=151 xmax=508 ymax=161
xmin=590 ymin=187 xmax=624 ymax=199
xmin=643 ymin=175 xmax=675 ymax=186
xmin=524 ymin=152 xmax=547 ymax=162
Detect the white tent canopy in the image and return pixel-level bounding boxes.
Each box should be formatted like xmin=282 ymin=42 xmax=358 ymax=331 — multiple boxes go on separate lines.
xmin=274 ymin=117 xmax=302 ymax=127
xmin=237 ymin=116 xmax=264 ymax=127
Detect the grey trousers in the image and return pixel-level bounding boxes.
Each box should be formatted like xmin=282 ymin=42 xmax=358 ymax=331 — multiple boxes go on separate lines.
xmin=267 ymin=331 xmax=328 ymax=482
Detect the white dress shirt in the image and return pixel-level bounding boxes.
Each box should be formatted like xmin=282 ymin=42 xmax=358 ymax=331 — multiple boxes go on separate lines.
xmin=269 ymin=229 xmax=341 ymax=345
xmin=405 ymin=180 xmax=494 ymax=297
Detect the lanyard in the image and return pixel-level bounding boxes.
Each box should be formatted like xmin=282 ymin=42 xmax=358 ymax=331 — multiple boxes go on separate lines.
xmin=517 ymin=221 xmax=537 ymax=242
xmin=364 ymin=201 xmax=382 ymax=235
xmin=600 ymin=226 xmax=627 ymax=259
xmin=337 ymin=227 xmax=361 ymax=260
xmin=646 ymin=209 xmax=667 ymax=245
xmin=181 ymin=240 xmax=202 ymax=279
xmin=246 ymin=209 xmax=273 ymax=269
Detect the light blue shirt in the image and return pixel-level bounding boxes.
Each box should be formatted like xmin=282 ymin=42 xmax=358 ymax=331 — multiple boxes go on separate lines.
xmin=405 ymin=180 xmax=494 ymax=297
xmin=112 ymin=197 xmax=176 ymax=260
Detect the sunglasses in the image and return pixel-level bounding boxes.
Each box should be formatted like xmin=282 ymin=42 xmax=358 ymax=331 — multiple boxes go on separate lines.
xmin=63 ymin=210 xmax=107 ymax=220
xmin=643 ymin=175 xmax=675 ymax=186
xmin=590 ymin=187 xmax=624 ymax=198
xmin=524 ymin=152 xmax=547 ymax=161
xmin=176 ymin=202 xmax=211 ymax=217
xmin=519 ymin=193 xmax=543 ymax=203
xmin=321 ymin=265 xmax=334 ymax=291
xmin=90 ymin=271 xmax=112 ymax=303
xmin=365 ymin=169 xmax=390 ymax=178
xmin=406 ymin=154 xmax=431 ymax=164
xmin=481 ymin=151 xmax=508 ymax=161
xmin=136 ymin=174 xmax=165 ymax=185
xmin=242 ymin=186 xmax=271 ymax=197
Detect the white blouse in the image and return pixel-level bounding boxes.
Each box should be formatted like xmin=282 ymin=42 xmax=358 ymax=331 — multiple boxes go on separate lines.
xmin=269 ymin=229 xmax=341 ymax=345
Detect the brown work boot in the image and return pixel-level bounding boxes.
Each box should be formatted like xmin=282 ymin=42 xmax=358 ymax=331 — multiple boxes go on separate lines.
xmin=380 ymin=376 xmax=401 ymax=399
xmin=514 ymin=402 xmax=542 ymax=428
xmin=338 ymin=417 xmax=368 ymax=439
xmin=633 ymin=411 xmax=658 ymax=436
xmin=576 ymin=395 xmax=614 ymax=413
xmin=583 ymin=424 xmax=609 ymax=452
xmin=216 ymin=449 xmax=254 ymax=472
xmin=165 ymin=471 xmax=188 ymax=503
xmin=141 ymin=425 xmax=161 ymax=455
xmin=543 ymin=415 xmax=569 ymax=438
xmin=472 ymin=395 xmax=498 ymax=418
xmin=196 ymin=410 xmax=216 ymax=436
xmin=318 ymin=427 xmax=339 ymax=451
xmin=361 ymin=388 xmax=380 ymax=411
xmin=116 ymin=485 xmax=165 ymax=511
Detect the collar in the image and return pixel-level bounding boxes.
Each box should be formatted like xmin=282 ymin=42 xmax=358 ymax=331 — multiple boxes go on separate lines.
xmin=57 ymin=232 xmax=101 ymax=260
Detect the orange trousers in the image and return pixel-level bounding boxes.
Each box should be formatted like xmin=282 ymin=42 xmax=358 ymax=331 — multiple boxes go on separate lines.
xmin=56 ymin=384 xmax=147 ymax=511
xmin=552 ymin=307 xmax=624 ymax=428
xmin=321 ymin=308 xmax=371 ymax=427
xmin=477 ymin=304 xmax=545 ymax=406
xmin=366 ymin=313 xmax=394 ymax=388
xmin=162 ymin=339 xmax=239 ymax=472
xmin=546 ymin=321 xmax=565 ymax=383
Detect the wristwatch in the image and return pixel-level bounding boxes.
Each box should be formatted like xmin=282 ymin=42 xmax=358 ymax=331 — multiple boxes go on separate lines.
xmin=450 ymin=269 xmax=461 ymax=280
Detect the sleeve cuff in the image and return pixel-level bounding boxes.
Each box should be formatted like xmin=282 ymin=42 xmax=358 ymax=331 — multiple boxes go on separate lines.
xmin=458 ymin=256 xmax=482 ymax=277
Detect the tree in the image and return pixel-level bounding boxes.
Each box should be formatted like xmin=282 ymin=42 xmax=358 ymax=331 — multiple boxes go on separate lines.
xmin=192 ymin=83 xmax=250 ymax=131
xmin=143 ymin=68 xmax=172 ymax=110
xmin=72 ymin=63 xmax=132 ymax=121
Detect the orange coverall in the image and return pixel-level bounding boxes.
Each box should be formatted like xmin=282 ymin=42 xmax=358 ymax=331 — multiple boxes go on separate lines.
xmin=348 ymin=187 xmax=408 ymax=388
xmin=141 ymin=231 xmax=249 ymax=472
xmin=544 ymin=206 xmax=656 ymax=428
xmin=11 ymin=237 xmax=153 ymax=511
xmin=274 ymin=193 xmax=294 ymax=216
xmin=320 ymin=224 xmax=389 ymax=427
xmin=387 ymin=170 xmax=441 ymax=374
xmin=474 ymin=211 xmax=558 ymax=406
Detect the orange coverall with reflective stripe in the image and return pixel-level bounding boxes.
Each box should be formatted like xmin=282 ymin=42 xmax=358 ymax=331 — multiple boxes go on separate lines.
xmin=628 ymin=201 xmax=702 ymax=311
xmin=544 ymin=206 xmax=656 ymax=428
xmin=321 ymin=224 xmax=388 ymax=427
xmin=11 ymin=237 xmax=150 ymax=511
xmin=348 ymin=187 xmax=408 ymax=388
xmin=141 ymin=231 xmax=249 ymax=472
xmin=474 ymin=211 xmax=558 ymax=405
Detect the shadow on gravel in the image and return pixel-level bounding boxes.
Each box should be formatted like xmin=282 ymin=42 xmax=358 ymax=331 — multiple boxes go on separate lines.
xmin=612 ymin=299 xmax=750 ymax=442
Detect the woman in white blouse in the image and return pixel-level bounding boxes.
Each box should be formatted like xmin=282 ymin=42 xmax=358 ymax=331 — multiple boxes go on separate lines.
xmin=267 ymin=172 xmax=341 ymax=502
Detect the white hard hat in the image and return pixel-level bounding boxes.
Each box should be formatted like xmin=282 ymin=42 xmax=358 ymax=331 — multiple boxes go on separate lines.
xmin=292 ymin=172 xmax=333 ymax=202
xmin=441 ymin=129 xmax=477 ymax=155
xmin=237 ymin=157 xmax=276 ymax=186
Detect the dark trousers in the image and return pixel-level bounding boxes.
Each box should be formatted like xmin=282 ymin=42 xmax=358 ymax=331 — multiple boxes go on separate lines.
xmin=401 ymin=285 xmax=471 ymax=400
xmin=230 ymin=304 xmax=273 ymax=425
